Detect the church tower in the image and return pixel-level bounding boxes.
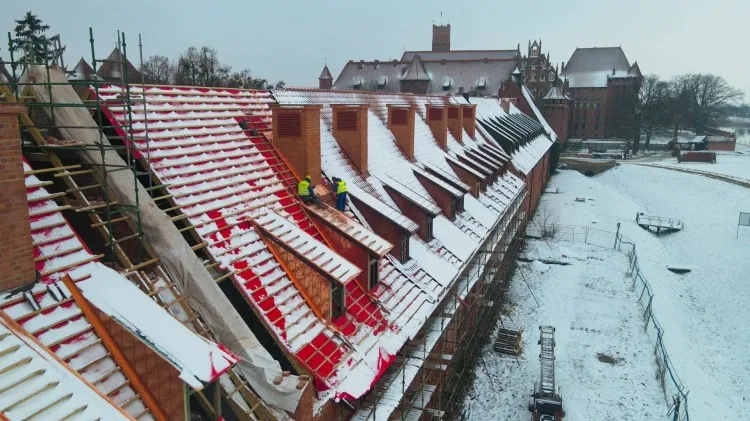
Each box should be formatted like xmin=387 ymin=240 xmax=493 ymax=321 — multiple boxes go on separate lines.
xmin=432 ymin=24 xmax=451 ymax=52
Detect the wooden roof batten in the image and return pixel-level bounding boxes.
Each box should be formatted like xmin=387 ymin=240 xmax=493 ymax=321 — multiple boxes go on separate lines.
xmin=250 ymin=210 xmax=361 ymax=286
xmin=303 ymin=203 xmax=393 ymax=258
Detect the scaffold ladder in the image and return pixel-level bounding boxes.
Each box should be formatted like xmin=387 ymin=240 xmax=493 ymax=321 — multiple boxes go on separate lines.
xmin=538 ymin=325 xmax=556 ymax=398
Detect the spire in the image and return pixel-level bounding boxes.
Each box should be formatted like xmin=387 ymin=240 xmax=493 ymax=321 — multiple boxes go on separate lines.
xmin=319 ymin=64 xmax=333 ymax=80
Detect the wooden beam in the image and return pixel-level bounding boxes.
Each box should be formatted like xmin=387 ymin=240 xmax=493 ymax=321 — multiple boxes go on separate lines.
xmin=61 ymin=275 xmax=169 ymax=421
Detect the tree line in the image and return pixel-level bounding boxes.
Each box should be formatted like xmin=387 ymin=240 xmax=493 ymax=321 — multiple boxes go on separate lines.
xmin=2 ymin=11 xmax=284 ymax=90
xmin=620 ymin=73 xmax=743 ymax=154
xmin=142 ymin=47 xmax=285 ymax=89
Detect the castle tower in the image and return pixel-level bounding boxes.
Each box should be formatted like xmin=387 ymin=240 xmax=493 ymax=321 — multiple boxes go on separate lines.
xmin=432 ymin=24 xmax=450 ymax=52
xmin=318 ymin=64 xmax=333 ymax=89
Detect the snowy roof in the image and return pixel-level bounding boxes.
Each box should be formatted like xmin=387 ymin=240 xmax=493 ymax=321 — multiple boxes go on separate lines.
xmin=379 ymin=174 xmax=442 ymax=216
xmin=252 ymin=209 xmax=361 ymax=284
xmin=420 ymin=161 xmax=471 ymax=192
xmin=0 ymin=160 xmax=152 ymax=419
xmin=0 ymin=316 xmax=132 ymax=421
xmin=72 ymin=263 xmax=239 ymax=390
xmin=402 ymin=55 xmax=430 ymax=81
xmin=305 ymin=204 xmax=392 ymax=256
xmin=401 ymin=49 xmax=518 ymax=62
xmin=95 ymin=85 xmax=425 ymax=402
xmin=270 ymin=88 xmax=530 ymax=403
xmin=542 ymin=86 xmax=569 ymax=100
xmin=562 ymin=47 xmax=631 ymax=74
xmin=331 ymin=59 xmax=515 ymax=95
xmin=412 ymin=165 xmax=465 ymax=198
xmin=347 ymin=182 xmax=419 ymax=233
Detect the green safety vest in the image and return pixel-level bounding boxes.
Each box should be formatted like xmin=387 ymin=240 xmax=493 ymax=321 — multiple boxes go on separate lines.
xmin=298 ymin=180 xmax=310 ymax=196
xmin=336 ymin=180 xmax=347 ymax=194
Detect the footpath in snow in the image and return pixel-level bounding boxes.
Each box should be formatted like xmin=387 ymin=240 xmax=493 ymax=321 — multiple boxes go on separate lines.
xmin=464 ymin=196 xmax=665 ymax=419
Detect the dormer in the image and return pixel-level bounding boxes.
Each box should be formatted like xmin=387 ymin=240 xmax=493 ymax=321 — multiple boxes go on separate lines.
xmin=412 ymin=165 xmax=466 ymax=221
xmin=305 ymin=203 xmax=393 ymax=292
xmin=331 ymin=104 xmax=369 ymax=174
xmin=445 ymin=154 xmax=487 ymax=197
xmin=379 ymin=176 xmax=440 ymax=241
xmin=425 ymin=104 xmax=448 ymax=148
xmin=345 ymin=183 xmax=418 ymax=264
xmin=251 ymin=209 xmax=361 ymax=321
xmin=387 ymin=105 xmax=416 ymax=159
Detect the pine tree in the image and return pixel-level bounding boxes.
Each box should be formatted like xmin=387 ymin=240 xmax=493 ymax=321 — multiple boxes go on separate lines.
xmin=11 ymin=11 xmax=51 ymax=64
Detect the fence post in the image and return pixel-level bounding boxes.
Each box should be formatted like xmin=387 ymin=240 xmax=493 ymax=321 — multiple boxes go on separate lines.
xmin=614 ymin=222 xmax=621 ymax=250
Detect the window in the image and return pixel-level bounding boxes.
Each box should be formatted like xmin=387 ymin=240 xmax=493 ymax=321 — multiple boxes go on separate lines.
xmin=332 ymin=284 xmax=345 ymax=319
xmin=595 ymin=123 xmax=599 ymax=130
xmin=574 ymin=123 xmax=579 ymax=130
xmin=582 ymin=123 xmax=586 ymax=130
xmin=377 ymin=75 xmax=388 ymax=89
xmin=399 ymin=235 xmax=409 ymax=263
xmin=368 ymin=258 xmax=379 ymax=290
xmin=353 ymin=75 xmax=363 ymax=88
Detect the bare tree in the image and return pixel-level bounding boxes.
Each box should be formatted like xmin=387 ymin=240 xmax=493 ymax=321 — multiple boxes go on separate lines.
xmin=141 ymin=55 xmax=173 ymax=84
xmin=640 ymin=75 xmax=671 ymax=149
xmin=174 ymin=46 xmax=230 ymax=87
xmin=688 ymin=73 xmax=744 ymax=133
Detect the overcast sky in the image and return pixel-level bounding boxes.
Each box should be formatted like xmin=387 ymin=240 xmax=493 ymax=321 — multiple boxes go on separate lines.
xmin=2 ymin=0 xmax=748 ymax=99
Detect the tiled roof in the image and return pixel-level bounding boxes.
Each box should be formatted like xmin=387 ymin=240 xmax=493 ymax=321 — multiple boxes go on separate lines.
xmin=542 ymin=86 xmax=569 ymax=101
xmin=93 ymin=85 xmax=430 ymax=403
xmin=332 ymin=59 xmax=516 ymax=95
xmin=0 ymin=161 xmax=153 ymax=419
xmin=0 ymin=315 xmax=131 ymax=421
xmin=401 ymin=50 xmax=518 ymax=62
xmin=402 ymin=55 xmax=430 ymax=81
xmin=562 ymin=47 xmax=631 ymax=74
xmin=319 ymin=65 xmax=333 ymax=80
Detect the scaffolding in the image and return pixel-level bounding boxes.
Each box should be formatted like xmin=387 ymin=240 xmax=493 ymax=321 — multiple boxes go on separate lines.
xmin=1 ymin=28 xmax=279 ymax=421
xmin=351 ymin=187 xmax=530 ymax=421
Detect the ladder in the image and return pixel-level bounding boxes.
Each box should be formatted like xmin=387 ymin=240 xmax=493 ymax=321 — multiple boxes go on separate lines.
xmin=538 ymin=325 xmax=556 ymax=399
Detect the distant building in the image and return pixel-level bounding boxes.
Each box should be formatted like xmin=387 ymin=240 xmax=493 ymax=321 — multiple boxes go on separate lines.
xmin=97 ymin=48 xmax=142 ymax=83
xmin=322 ymin=24 xmax=560 ymax=98
xmin=560 ymin=47 xmax=642 ymax=141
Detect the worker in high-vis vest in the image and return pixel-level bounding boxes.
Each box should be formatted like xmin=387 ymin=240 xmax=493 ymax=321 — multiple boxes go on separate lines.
xmin=298 ymin=175 xmax=321 ymax=206
xmin=331 ymin=177 xmax=348 ymax=211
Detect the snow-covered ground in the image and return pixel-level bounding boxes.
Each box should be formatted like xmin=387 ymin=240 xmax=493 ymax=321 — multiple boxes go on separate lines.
xmin=646 ymin=143 xmax=750 ymax=181
xmin=464 ymin=239 xmax=665 ymax=421
xmin=467 ymin=164 xmax=750 ymax=420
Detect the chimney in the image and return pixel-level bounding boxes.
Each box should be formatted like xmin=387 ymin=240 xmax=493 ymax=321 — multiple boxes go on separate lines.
xmin=446 ymin=105 xmax=463 ymax=143
xmin=462 ymin=105 xmax=477 ymax=139
xmin=0 ymin=103 xmax=36 ymax=292
xmin=332 ymin=104 xmax=369 ymax=174
xmin=425 ymin=104 xmax=448 ymax=148
xmin=271 ymin=105 xmax=322 ymax=184
xmin=387 ymin=105 xmax=415 ymax=159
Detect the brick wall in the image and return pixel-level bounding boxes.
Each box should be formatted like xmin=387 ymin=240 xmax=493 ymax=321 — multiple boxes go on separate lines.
xmin=272 ymin=105 xmax=322 ymax=184
xmin=542 ymin=99 xmax=570 ymax=142
xmin=332 ymin=105 xmax=369 ymax=174
xmin=462 ymin=105 xmax=477 ymax=139
xmin=446 ymin=105 xmax=463 ymax=143
xmin=425 ymin=105 xmax=448 ymax=148
xmin=0 ymin=103 xmax=35 ymax=292
xmin=707 ymin=139 xmax=736 ymax=151
xmin=96 ymin=309 xmax=185 ymax=421
xmin=387 ymin=105 xmax=415 ymax=159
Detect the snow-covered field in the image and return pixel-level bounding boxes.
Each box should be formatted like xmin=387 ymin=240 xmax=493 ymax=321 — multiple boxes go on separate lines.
xmin=464 ymin=239 xmax=665 ymax=421
xmin=467 ymin=164 xmax=750 ymax=420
